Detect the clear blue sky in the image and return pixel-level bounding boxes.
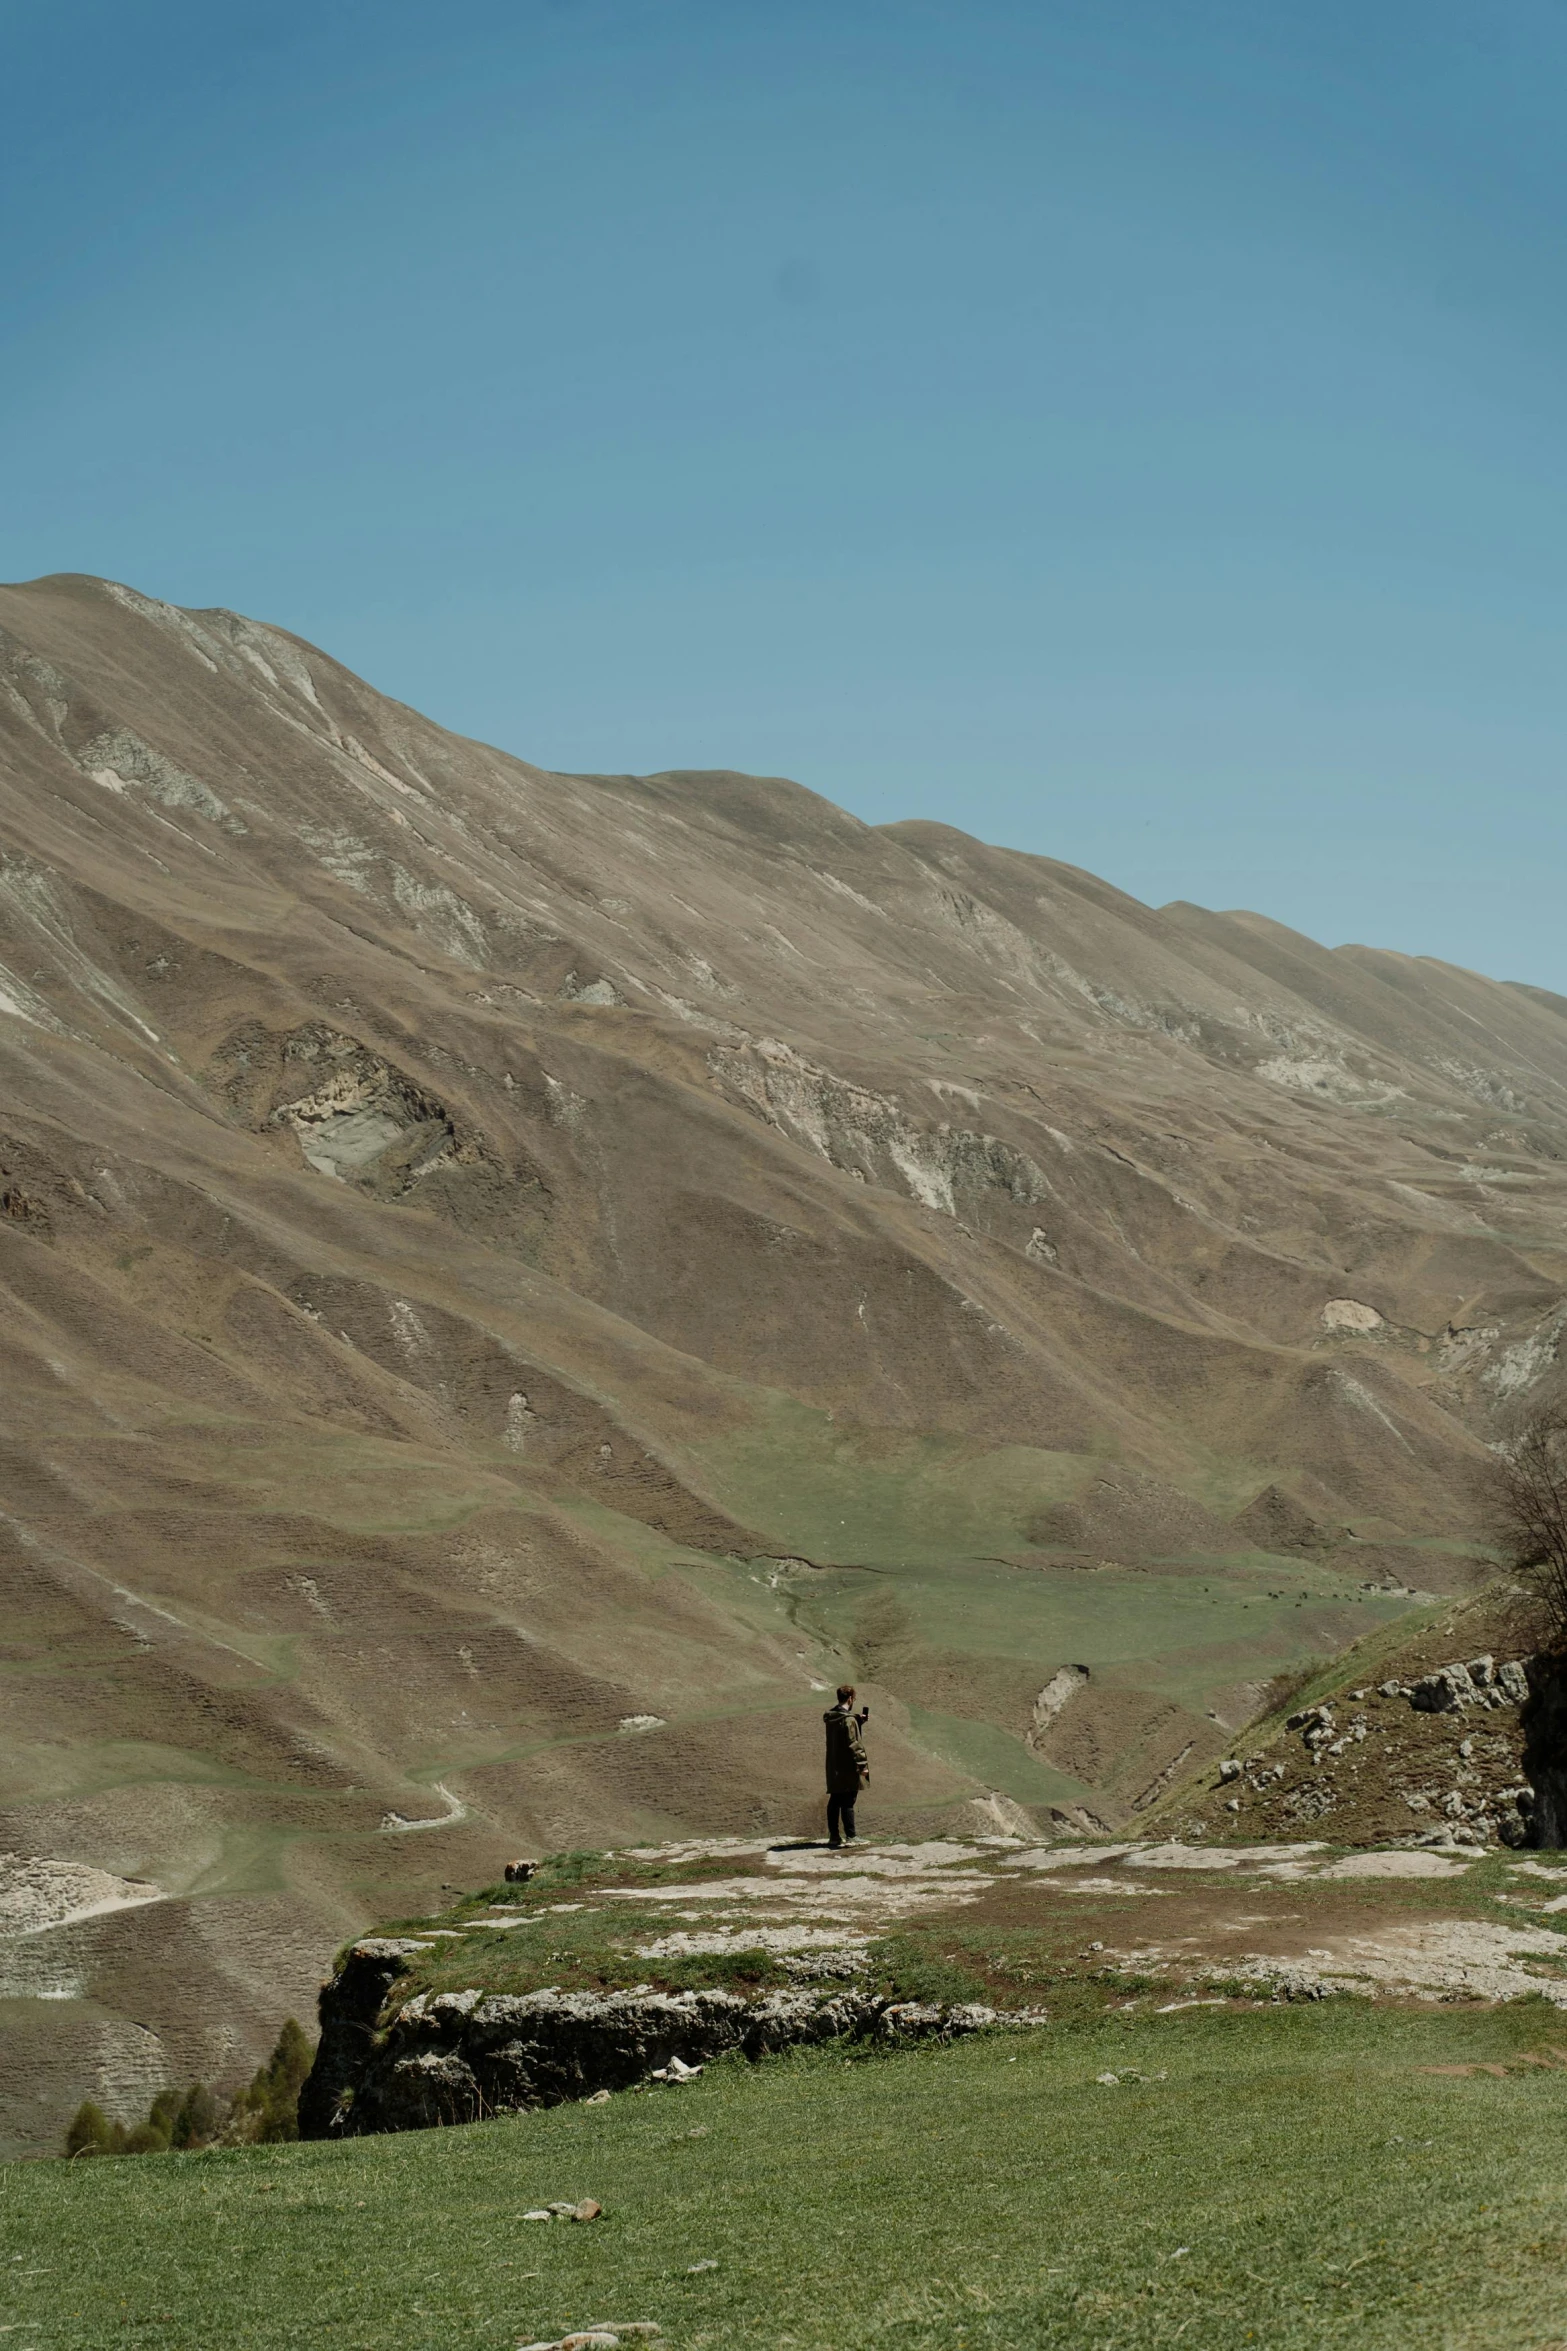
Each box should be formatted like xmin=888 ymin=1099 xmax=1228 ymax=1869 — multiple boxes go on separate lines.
xmin=5 ymin=1 xmax=1567 ymax=987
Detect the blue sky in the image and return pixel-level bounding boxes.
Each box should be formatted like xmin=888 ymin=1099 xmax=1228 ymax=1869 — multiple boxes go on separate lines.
xmin=5 ymin=1 xmax=1567 ymax=986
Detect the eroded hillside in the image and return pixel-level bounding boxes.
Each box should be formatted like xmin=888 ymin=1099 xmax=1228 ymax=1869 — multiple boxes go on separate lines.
xmin=2 ymin=572 xmax=1565 ymax=2150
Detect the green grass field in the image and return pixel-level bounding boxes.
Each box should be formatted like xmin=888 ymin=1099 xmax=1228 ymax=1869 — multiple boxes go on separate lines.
xmin=8 ymin=2002 xmax=1567 ymax=2350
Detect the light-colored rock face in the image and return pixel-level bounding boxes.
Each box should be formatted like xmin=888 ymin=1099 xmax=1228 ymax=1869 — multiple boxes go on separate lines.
xmin=0 ymin=1853 xmax=162 ymax=1939
xmin=1322 ymin=1298 xmax=1384 ymax=1334
xmin=3 ymin=571 xmax=1567 ymax=2149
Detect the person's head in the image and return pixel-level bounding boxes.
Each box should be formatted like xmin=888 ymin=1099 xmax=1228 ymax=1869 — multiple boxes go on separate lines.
xmin=837 ymin=1684 xmax=855 ymax=1704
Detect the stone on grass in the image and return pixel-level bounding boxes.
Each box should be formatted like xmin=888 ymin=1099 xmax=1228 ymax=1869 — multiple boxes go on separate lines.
xmin=648 ymin=2054 xmax=703 ymax=2084
xmin=520 ymin=2325 xmax=658 ymax=2350
xmin=1410 ymin=1666 xmax=1475 ymax=1713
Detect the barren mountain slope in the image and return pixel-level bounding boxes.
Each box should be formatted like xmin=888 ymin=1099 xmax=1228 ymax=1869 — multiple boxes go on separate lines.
xmin=1 ymin=571 xmax=1564 ymax=2150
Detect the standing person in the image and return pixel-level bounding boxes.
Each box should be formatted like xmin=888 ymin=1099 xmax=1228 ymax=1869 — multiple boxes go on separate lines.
xmin=823 ymin=1684 xmax=869 ymax=1847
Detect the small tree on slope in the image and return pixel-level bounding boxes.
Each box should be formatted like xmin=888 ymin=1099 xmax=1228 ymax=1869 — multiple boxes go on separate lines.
xmin=1496 ymin=1402 xmax=1567 ymax=1646
xmin=233 ymin=2018 xmax=313 ymax=2143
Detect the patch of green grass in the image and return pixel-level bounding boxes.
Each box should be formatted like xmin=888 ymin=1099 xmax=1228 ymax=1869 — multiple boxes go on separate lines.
xmin=902 ymin=1704 xmax=1097 ymax=1810
xmin=787 ymin=1553 xmax=1415 ymax=1726
xmin=687 ymin=1401 xmax=1096 ymax=1565
xmin=9 ymin=2003 xmax=1567 ymax=2348
xmin=183 ymin=1823 xmax=305 ymax=1901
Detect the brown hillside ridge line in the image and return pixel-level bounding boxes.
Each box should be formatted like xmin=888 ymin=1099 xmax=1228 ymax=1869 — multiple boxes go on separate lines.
xmin=2 ymin=572 xmax=1566 ymax=2152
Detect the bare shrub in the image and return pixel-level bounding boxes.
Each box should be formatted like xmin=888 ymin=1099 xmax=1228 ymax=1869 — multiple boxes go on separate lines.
xmin=1494 ymin=1403 xmax=1567 ymax=1648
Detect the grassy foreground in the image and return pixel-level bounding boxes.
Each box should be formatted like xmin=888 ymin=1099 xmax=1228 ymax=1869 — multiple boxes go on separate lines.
xmin=7 ymin=2003 xmax=1567 ymax=2351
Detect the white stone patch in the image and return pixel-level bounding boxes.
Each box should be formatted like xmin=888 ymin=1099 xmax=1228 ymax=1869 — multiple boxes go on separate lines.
xmin=561 ymin=972 xmax=621 ymax=1006
xmin=379 ymin=1783 xmax=467 ymax=1833
xmin=619 ymin=1838 xmax=778 ymax=1865
xmin=389 ymin=1298 xmax=431 ymax=1357
xmin=710 ymin=1038 xmax=1049 ymax=1223
xmin=504 ymin=1393 xmax=537 ymax=1453
xmin=0 ymin=960 xmax=62 ymax=1031
xmin=600 ymin=1864 xmax=995 ymax=1925
xmin=966 ymin=1792 xmax=1039 ymax=1839
xmin=98 ymin=579 xmax=219 ymax=673
xmin=300 ymin=1108 xmax=406 ymax=1176
xmin=270 ymin=1055 xmax=452 ymax=1188
xmin=298 ymin=825 xmax=379 ymax=893
xmin=338 ymin=732 xmax=420 ymax=796
xmin=0 ymin=1854 xmax=164 ymax=1939
xmin=1317 ymin=1851 xmax=1471 ymax=1880
xmin=1124 ymin=1843 xmax=1330 ymax=1872
xmin=0 ymin=863 xmax=161 ymax=1042
xmin=542 ymin=1074 xmax=588 ymax=1130
xmin=1044 ymin=1878 xmax=1166 ymax=1897
xmin=388 ymin=868 xmax=489 ymax=966
xmin=1243 ymin=1920 xmax=1567 ymax=2007
xmin=813 ymin=869 xmax=883 ymax=916
xmin=763 ymin=1841 xmax=977 ymax=1877
xmin=1321 ymin=1298 xmax=1384 ymax=1334
xmin=1328 ymin=1369 xmax=1412 ymax=1451
xmin=601 ymin=1880 xmax=767 ymax=1904
xmin=630 ymin=1925 xmax=871 ymax=1960
xmin=1256 ymin=1053 xmax=1399 ymax=1106
xmin=618 ymin=1715 xmax=666 ymax=1735
xmin=1027 ymin=1666 xmax=1089 ymax=1751
xmin=1484 ymin=1319 xmax=1563 ymax=1400
xmin=77 ymin=727 xmax=243 ymax=832
xmin=1005 ymin=1846 xmax=1140 ymax=1872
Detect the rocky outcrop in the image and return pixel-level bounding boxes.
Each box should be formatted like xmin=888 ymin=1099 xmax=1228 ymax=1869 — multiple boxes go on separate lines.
xmin=1407 ymin=1656 xmax=1531 ymax=1713
xmin=298 ymin=1940 xmax=1026 ymax=2138
xmin=1165 ymin=1598 xmax=1559 ymax=1849
xmin=1521 ymin=1661 xmax=1567 ymax=1847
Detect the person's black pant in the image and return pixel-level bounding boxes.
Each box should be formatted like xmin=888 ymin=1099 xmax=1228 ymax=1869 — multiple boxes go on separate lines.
xmin=827 ymin=1790 xmax=858 ymax=1844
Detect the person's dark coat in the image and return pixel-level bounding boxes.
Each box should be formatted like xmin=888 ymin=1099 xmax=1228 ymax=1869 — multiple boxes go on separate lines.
xmin=824 ymin=1702 xmax=868 ymax=1796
